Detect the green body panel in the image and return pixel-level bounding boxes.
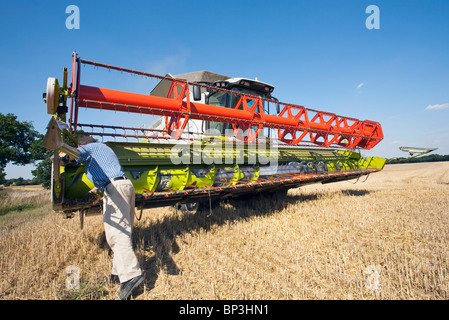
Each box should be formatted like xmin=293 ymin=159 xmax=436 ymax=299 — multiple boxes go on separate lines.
xmin=106 ymin=141 xmax=351 ymax=165
xmin=63 ymin=165 xmax=95 ymax=198
xmin=62 ymin=141 xmax=386 ymax=200
xmin=357 ymin=156 xmax=386 ymax=170
xmin=125 ymin=166 xmax=159 ymax=193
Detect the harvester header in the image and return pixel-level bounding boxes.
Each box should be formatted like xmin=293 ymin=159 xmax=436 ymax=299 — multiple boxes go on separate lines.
xmin=43 ymin=52 xmax=385 ymax=222
xmin=73 ymin=56 xmax=383 ymax=149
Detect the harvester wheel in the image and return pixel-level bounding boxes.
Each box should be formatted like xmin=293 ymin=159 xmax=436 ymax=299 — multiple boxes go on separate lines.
xmin=175 ymin=202 xmax=200 ymax=213
xmin=174 ymin=198 xmax=220 ymax=214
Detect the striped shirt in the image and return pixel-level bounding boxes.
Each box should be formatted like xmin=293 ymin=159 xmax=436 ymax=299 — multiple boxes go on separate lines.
xmin=76 ymin=143 xmax=126 ymax=193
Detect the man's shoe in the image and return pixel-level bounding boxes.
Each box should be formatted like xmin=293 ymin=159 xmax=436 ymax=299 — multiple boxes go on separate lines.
xmin=115 ymin=275 xmax=144 ymax=300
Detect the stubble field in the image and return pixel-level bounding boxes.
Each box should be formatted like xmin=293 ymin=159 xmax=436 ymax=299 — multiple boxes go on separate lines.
xmin=1 ymin=162 xmax=448 ymax=300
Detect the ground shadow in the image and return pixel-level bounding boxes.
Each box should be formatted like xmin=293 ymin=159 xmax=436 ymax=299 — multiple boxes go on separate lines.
xmin=340 ymin=189 xmax=371 ymax=197
xmin=100 ymin=187 xmax=372 ymax=296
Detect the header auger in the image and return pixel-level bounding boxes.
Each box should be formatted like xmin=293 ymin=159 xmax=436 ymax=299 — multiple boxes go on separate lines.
xmin=43 ymin=52 xmax=385 ymax=222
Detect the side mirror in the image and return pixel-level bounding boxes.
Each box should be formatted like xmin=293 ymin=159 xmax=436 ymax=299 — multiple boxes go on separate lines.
xmin=192 ymin=84 xmax=201 ymax=101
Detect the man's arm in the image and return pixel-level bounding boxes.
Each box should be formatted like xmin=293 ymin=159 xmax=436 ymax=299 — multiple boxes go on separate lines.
xmin=60 ymin=146 xmax=99 ymax=195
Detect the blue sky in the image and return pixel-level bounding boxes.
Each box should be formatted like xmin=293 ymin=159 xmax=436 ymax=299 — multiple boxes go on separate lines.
xmin=1 ymin=0 xmax=448 ymax=178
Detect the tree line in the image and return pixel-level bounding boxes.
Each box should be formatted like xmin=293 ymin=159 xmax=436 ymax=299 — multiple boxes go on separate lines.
xmin=387 ymin=154 xmax=449 ymax=164
xmin=0 ymin=113 xmax=51 ymax=188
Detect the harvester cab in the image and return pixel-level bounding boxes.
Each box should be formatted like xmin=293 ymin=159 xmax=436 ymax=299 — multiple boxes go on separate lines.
xmin=204 ymin=77 xmax=275 ymax=137
xmin=42 ymin=52 xmax=386 ymax=224
xmin=147 ymin=72 xmax=276 ymax=142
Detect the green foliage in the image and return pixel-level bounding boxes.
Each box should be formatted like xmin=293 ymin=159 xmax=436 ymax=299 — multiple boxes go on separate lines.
xmin=31 ymin=157 xmax=52 ymax=188
xmin=0 ymin=113 xmax=55 ymax=188
xmin=0 ymin=113 xmax=40 ymax=184
xmin=30 ymin=133 xmax=53 ymax=189
xmin=0 ymin=113 xmax=40 ymax=168
xmin=2 ymin=177 xmax=41 ymax=187
xmin=61 ymin=281 xmax=108 ymax=300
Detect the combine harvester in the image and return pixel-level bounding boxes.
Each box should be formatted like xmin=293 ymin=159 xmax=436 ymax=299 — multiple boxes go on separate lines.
xmin=42 ymin=52 xmax=385 ymax=224
xmin=398 ymin=147 xmax=438 ymax=160
xmin=386 ymin=147 xmax=438 ymax=163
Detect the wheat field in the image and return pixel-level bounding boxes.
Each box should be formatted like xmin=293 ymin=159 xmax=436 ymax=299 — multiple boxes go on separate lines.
xmin=1 ymin=162 xmax=448 ymax=300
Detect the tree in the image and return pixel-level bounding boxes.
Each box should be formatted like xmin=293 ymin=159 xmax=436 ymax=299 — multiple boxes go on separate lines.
xmin=0 ymin=113 xmax=40 ymax=184
xmin=30 ymin=134 xmax=52 ymax=188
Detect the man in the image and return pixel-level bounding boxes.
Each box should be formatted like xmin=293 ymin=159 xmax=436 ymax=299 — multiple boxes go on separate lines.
xmin=62 ymin=136 xmax=143 ymax=300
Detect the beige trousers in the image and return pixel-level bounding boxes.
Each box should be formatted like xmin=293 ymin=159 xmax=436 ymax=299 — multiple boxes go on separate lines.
xmin=103 ymin=179 xmax=142 ymax=283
